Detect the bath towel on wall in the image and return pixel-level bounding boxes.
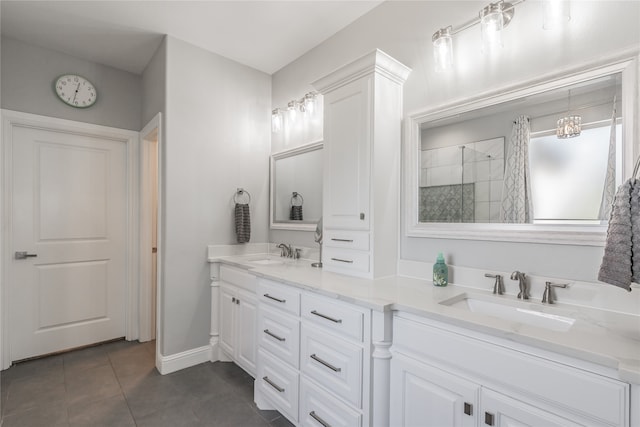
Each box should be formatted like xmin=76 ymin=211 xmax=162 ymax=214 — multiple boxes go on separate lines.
xmin=235 ymin=203 xmax=251 ymax=243
xmin=598 ymin=178 xmax=639 ymax=291
xmin=290 ymin=205 xmax=303 ymax=220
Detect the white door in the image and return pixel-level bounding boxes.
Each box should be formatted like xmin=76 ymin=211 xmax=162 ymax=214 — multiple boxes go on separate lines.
xmin=236 ymin=288 xmax=257 ymax=376
xmin=10 ymin=123 xmax=128 ymax=361
xmin=219 ymin=283 xmax=236 ymax=357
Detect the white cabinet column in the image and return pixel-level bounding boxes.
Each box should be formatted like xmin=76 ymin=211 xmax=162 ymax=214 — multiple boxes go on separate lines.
xmin=312 ymin=49 xmax=411 ymax=279
xmin=209 ymin=262 xmax=221 ymax=362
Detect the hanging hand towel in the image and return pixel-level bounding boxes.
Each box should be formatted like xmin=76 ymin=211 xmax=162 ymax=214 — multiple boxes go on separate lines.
xmin=290 ymin=205 xmax=303 ymax=220
xmin=598 ymin=179 xmax=635 ymax=291
xmin=235 ymin=203 xmax=251 ymax=243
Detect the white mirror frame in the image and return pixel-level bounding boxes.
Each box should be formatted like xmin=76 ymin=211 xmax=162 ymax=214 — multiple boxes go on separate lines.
xmin=270 ymin=140 xmax=323 ymax=231
xmin=405 ymin=55 xmax=638 ymax=246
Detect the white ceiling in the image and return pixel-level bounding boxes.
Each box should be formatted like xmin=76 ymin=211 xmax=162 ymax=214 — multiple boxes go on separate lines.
xmin=1 ymin=1 xmax=383 ymax=75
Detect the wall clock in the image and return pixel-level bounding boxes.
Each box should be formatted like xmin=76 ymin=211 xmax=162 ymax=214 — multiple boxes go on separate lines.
xmin=54 ymin=74 xmax=97 ymax=108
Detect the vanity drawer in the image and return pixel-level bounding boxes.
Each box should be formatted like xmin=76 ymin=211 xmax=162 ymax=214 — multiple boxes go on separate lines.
xmin=220 ymin=265 xmax=256 ymax=292
xmin=323 ymin=248 xmax=370 ymax=274
xmin=258 ymin=279 xmax=300 ymax=316
xmin=256 ymin=348 xmax=299 ymax=423
xmin=301 ymin=325 xmax=363 ymax=408
xmin=393 ymin=315 xmax=629 ymax=427
xmin=324 ymin=230 xmax=370 ymax=251
xmin=300 ymin=377 xmax=362 ymax=427
xmin=301 ymin=293 xmax=364 ymax=342
xmin=258 ymin=305 xmax=300 ymax=369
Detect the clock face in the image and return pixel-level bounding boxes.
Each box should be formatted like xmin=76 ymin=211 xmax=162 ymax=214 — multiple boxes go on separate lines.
xmin=54 ymin=74 xmax=97 ymax=108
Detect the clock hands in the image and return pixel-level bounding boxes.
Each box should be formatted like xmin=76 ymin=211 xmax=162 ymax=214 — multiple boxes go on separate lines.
xmin=72 ymin=82 xmax=80 ymax=103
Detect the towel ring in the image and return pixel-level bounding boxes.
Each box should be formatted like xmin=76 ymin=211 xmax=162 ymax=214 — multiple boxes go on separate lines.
xmin=234 ymin=188 xmax=251 ymax=204
xmin=291 ymin=192 xmax=304 ymax=206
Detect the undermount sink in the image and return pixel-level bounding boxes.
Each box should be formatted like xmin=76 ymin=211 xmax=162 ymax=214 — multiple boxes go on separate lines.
xmin=440 ymin=293 xmax=576 ymax=332
xmin=248 ymin=258 xmax=284 ymax=266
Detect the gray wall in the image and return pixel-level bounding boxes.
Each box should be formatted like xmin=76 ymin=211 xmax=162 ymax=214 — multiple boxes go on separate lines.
xmin=1 ymin=37 xmax=142 ymax=131
xmin=271 ymin=0 xmax=640 ymax=282
xmin=142 ymin=37 xmax=167 ymax=127
xmin=161 ymin=36 xmax=271 ymax=356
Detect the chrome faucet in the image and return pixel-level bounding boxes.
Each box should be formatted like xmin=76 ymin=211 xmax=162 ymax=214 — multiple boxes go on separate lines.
xmin=541 ymin=281 xmax=568 ymax=304
xmin=510 ymin=271 xmax=529 ymax=300
xmin=276 ymin=243 xmax=292 ymax=258
xmin=484 ymin=273 xmax=505 ymax=295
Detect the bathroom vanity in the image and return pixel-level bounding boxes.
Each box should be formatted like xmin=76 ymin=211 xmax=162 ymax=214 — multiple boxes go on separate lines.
xmin=208 ymin=252 xmax=639 ymax=427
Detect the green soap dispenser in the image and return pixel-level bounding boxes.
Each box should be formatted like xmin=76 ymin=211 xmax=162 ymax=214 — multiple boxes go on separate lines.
xmin=433 ymin=252 xmax=448 ymax=287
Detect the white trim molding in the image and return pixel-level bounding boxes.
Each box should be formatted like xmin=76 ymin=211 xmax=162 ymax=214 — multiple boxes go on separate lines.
xmin=157 ymin=346 xmax=212 ymax=375
xmin=404 ymin=53 xmax=639 ymax=246
xmin=1 ymin=109 xmax=140 ymax=369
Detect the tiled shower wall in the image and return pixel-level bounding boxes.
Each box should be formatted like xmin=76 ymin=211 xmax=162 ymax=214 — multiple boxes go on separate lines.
xmin=420 ymin=137 xmax=505 ymax=222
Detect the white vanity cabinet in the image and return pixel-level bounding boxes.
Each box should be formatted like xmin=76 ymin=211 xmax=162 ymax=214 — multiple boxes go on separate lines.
xmin=255 ymin=278 xmax=374 ymax=427
xmin=390 ymin=313 xmax=630 ymax=427
xmin=312 ymin=49 xmax=410 ymax=279
xmin=218 ymin=265 xmax=258 ymax=377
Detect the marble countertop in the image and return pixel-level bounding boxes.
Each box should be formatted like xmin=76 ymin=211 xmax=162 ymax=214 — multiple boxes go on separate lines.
xmin=209 ymin=253 xmax=640 ymax=384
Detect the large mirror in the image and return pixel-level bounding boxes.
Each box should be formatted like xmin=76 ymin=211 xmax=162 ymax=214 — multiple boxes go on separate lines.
xmin=270 ymin=140 xmax=323 ymax=230
xmin=405 ymin=58 xmax=638 ymax=245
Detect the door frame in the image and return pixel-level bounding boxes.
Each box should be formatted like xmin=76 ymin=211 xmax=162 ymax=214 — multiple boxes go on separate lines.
xmin=139 ymin=113 xmax=162 ymax=347
xmin=0 ymin=109 xmax=140 ymax=369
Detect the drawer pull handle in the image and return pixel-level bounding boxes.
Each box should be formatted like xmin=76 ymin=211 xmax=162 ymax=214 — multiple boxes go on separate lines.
xmin=262 ymin=376 xmax=284 ymax=393
xmin=263 ymin=329 xmax=285 ymax=342
xmin=309 ymin=411 xmax=331 ymax=427
xmin=331 ymin=238 xmax=353 ymax=243
xmin=331 ymin=257 xmax=353 ymax=264
xmin=484 ymin=412 xmax=494 ymax=426
xmin=310 ymin=354 xmax=341 ymax=372
xmin=263 ymin=293 xmax=286 ymax=303
xmin=464 ymin=402 xmax=473 ymax=416
xmin=311 ymin=310 xmax=342 ymax=324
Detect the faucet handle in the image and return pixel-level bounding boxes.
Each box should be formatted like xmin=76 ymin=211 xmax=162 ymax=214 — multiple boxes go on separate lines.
xmin=485 ymin=273 xmax=505 ymax=295
xmin=542 ymin=282 xmax=569 ymax=304
xmin=294 ymin=248 xmax=302 ymax=259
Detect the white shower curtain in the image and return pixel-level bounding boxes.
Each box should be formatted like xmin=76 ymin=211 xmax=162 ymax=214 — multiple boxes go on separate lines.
xmin=501 ymin=115 xmax=533 ymax=223
xmin=598 ymin=97 xmax=617 ymax=221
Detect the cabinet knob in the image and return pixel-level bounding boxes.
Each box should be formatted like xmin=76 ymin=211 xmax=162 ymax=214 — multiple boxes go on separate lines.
xmin=360 ymin=213 xmax=365 ymax=220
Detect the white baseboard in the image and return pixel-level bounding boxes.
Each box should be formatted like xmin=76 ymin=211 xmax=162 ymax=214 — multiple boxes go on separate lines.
xmin=156 ymin=345 xmax=211 ymax=375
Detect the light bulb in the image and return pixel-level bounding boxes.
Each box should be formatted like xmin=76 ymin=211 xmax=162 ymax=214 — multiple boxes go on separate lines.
xmin=304 ymin=93 xmax=316 ymax=114
xmin=543 ymin=0 xmax=570 ymax=30
xmin=433 ymin=27 xmax=453 ymax=72
xmin=480 ymin=2 xmax=504 ymax=53
xmin=287 ymin=101 xmax=297 ymax=122
xmin=271 ymin=108 xmax=282 ymax=133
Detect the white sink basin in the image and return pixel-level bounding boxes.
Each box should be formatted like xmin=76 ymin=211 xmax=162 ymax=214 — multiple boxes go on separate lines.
xmin=249 ymin=258 xmax=284 ymax=266
xmin=440 ymin=293 xmax=576 ymax=332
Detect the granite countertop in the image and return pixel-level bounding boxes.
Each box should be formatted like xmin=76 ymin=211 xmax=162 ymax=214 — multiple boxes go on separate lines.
xmin=208 ymin=253 xmax=640 ymax=384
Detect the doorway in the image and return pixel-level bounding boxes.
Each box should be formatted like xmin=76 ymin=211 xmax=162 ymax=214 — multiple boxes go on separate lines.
xmin=139 ymin=114 xmax=161 ymax=352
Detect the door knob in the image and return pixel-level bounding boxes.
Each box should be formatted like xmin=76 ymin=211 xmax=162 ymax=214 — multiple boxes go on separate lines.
xmin=15 ymin=251 xmax=37 ymax=260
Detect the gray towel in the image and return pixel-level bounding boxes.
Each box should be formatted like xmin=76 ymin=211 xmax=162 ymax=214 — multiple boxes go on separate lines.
xmin=598 ymin=179 xmax=635 ymax=291
xmin=235 ymin=203 xmax=250 ymax=243
xmin=632 ymin=179 xmax=640 ymax=282
xmin=290 ymin=205 xmax=303 ymax=221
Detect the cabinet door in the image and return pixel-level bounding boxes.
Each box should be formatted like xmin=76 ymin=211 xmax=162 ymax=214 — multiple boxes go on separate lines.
xmin=390 ymin=353 xmax=477 ymax=427
xmin=219 ymin=284 xmax=236 ymax=357
xmin=480 ymin=389 xmax=583 ymax=427
xmin=236 ymin=289 xmax=257 ymax=376
xmin=323 ymin=77 xmax=371 ymax=230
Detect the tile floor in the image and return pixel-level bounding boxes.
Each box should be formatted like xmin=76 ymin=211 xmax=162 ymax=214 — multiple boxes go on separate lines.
xmin=0 ymin=340 xmax=294 ymax=427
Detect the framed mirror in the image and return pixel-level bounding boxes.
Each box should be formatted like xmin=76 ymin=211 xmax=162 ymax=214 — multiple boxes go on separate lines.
xmin=270 ymin=140 xmax=323 ymax=230
xmin=405 ymin=57 xmax=638 ymax=245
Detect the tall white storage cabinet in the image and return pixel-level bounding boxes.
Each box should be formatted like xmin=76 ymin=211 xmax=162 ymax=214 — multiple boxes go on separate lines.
xmin=312 ymin=50 xmax=410 ymax=279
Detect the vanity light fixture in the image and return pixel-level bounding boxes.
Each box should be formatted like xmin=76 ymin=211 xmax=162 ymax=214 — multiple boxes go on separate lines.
xmin=432 ymin=0 xmax=570 ymax=71
xmin=271 ymin=108 xmax=283 ymax=133
xmin=556 ymin=90 xmax=581 ymax=139
xmin=271 ymin=92 xmax=319 ymax=133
